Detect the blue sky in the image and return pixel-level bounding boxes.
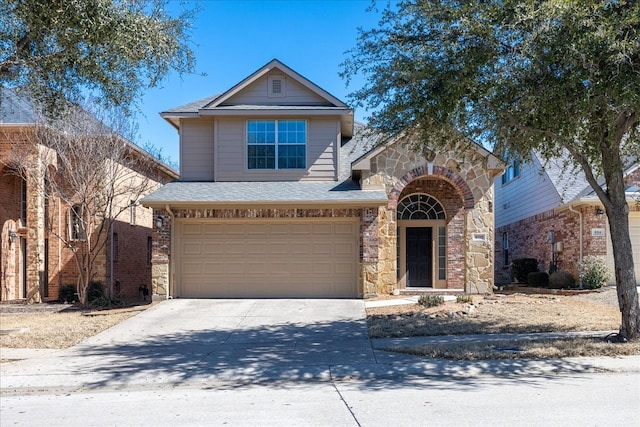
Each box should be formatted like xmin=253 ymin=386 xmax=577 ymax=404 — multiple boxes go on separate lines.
xmin=135 ymin=0 xmax=383 ymax=166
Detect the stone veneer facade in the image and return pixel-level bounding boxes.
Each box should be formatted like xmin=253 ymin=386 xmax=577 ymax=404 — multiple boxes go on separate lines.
xmin=361 ymin=142 xmax=501 ymax=295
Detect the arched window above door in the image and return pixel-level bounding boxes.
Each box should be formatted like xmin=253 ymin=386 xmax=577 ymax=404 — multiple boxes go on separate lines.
xmin=397 ymin=193 xmax=446 ymax=220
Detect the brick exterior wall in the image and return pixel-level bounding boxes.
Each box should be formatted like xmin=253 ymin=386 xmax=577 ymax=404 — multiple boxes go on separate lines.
xmin=495 ymin=166 xmax=640 ymax=285
xmin=1 ymin=127 xmax=175 ymax=303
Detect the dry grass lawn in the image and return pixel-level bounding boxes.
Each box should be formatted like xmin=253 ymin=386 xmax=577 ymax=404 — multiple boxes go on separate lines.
xmin=368 ymin=287 xmax=640 ymax=359
xmin=367 ymin=290 xmax=622 ymax=338
xmin=0 ymin=304 xmax=151 ymax=350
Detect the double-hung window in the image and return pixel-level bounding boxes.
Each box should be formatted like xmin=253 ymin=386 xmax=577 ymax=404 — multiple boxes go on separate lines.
xmin=247 ymin=120 xmax=306 ymax=169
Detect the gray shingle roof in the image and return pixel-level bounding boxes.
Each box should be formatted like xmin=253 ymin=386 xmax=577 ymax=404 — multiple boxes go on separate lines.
xmin=339 ymin=122 xmax=382 ymax=180
xmin=0 ymin=87 xmax=37 ymax=123
xmin=538 ymin=152 xmax=638 ymax=203
xmin=161 ymin=94 xmax=221 ymax=114
xmin=141 ymin=180 xmax=387 ymax=206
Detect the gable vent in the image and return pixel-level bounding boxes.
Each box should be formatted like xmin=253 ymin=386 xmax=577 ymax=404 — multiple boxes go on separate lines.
xmin=268 ymin=75 xmax=285 ymax=97
xmin=272 ymin=79 xmax=282 ymax=94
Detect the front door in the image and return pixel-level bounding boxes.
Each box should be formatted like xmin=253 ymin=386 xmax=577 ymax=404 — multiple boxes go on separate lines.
xmin=406 ymin=227 xmax=432 ymax=287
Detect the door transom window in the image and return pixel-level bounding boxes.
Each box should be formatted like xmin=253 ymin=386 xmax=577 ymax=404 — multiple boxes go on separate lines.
xmin=397 ymin=193 xmax=445 ymax=220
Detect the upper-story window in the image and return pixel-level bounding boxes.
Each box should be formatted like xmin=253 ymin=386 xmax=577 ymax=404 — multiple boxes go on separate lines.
xmin=502 ymin=159 xmax=520 ymax=185
xmin=20 ymin=177 xmax=27 ymax=225
xmin=247 ymin=120 xmax=306 ymax=170
xmin=70 ymin=204 xmax=85 ymax=240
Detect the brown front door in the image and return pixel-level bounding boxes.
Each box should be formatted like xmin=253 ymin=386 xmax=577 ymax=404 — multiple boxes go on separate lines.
xmin=406 ymin=227 xmax=432 ymax=287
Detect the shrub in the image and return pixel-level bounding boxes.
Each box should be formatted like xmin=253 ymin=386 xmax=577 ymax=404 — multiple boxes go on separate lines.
xmin=579 ymin=256 xmax=612 ymax=289
xmin=87 ymin=281 xmax=106 ymax=304
xmin=418 ymin=294 xmax=444 ymax=307
xmin=511 ymin=258 xmax=539 ymax=283
xmin=456 ymin=294 xmax=474 ymax=304
xmin=527 ymin=272 xmax=549 ymax=287
xmin=58 ymin=284 xmax=78 ymax=303
xmin=549 ymin=271 xmax=576 ymax=289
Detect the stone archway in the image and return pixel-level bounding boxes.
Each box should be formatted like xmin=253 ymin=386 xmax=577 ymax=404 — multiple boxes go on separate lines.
xmin=388 ymin=165 xmax=475 ymax=210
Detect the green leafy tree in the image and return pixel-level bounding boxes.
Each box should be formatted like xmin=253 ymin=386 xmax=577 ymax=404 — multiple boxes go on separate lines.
xmin=342 ymin=0 xmax=640 ymax=338
xmin=0 ymin=0 xmax=196 ymax=114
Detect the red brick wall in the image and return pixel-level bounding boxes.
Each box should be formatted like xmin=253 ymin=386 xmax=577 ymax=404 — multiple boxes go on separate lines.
xmin=111 ymin=205 xmax=154 ymax=298
xmin=495 ymin=166 xmax=640 ymax=285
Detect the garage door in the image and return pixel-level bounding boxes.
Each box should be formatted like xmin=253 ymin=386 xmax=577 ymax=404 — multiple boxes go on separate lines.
xmin=176 ymin=219 xmax=359 ymax=298
xmin=607 ymin=212 xmax=640 ymax=284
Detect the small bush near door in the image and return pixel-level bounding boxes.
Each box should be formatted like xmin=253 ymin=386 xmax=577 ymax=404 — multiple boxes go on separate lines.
xmin=549 ymin=271 xmax=577 ymax=289
xmin=511 ymin=258 xmax=539 ymax=283
xmin=418 ymin=294 xmax=444 ymax=307
xmin=579 ymin=256 xmax=612 ymax=289
xmin=59 ymin=284 xmax=78 ymax=303
xmin=527 ymin=272 xmax=549 ymax=287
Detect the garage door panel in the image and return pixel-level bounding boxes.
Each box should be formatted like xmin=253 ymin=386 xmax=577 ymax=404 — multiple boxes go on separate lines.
xmin=291 ymin=223 xmax=312 ymax=234
xmin=183 ymin=223 xmax=202 ymax=235
xmin=335 ymin=223 xmax=355 ymax=234
xmin=335 ymin=262 xmax=356 ymax=274
xmin=182 ymin=243 xmax=202 ymax=256
xmin=178 ymin=219 xmax=358 ymax=298
xmin=202 ymin=224 xmax=224 ymax=235
xmin=335 ymin=242 xmax=355 ymax=255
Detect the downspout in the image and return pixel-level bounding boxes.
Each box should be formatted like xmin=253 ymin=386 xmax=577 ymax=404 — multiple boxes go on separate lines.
xmin=165 ymin=204 xmax=175 ymax=300
xmin=568 ymin=205 xmax=583 ymax=288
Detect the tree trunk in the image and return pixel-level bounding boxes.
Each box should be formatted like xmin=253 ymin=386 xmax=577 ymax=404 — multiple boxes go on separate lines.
xmin=606 ymin=189 xmax=640 ymax=340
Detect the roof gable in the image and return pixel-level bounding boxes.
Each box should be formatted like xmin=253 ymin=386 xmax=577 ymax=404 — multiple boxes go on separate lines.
xmin=352 ymin=132 xmax=503 ymax=172
xmin=161 ymin=59 xmax=354 ymax=136
xmin=204 ymin=59 xmax=348 ymax=109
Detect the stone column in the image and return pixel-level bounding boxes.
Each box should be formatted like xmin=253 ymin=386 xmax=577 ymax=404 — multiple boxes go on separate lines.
xmin=26 ymin=159 xmax=45 ymax=303
xmin=376 ymin=206 xmax=397 ymax=295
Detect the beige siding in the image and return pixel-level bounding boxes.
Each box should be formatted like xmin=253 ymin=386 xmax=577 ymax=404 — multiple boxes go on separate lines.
xmin=215 ymin=117 xmax=339 ymax=181
xmin=495 ymin=156 xmax=562 ymax=228
xmin=224 ymin=73 xmax=329 ymax=106
xmin=180 ymin=119 xmax=215 ymax=181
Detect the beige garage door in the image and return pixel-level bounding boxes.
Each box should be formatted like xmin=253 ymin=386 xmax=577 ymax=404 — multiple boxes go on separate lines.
xmin=607 ymin=212 xmax=640 ymax=284
xmin=177 ymin=219 xmax=359 ymax=298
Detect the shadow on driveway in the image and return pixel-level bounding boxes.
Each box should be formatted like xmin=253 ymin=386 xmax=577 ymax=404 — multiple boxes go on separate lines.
xmin=1 ymin=299 xmax=615 ymax=392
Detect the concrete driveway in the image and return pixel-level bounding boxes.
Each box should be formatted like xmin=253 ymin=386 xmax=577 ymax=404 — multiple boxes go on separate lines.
xmin=1 ymin=299 xmax=385 ymax=390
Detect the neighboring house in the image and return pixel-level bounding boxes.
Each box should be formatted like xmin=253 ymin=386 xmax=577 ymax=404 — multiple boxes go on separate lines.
xmin=0 ymin=89 xmax=178 ymax=303
xmin=142 ymin=59 xmax=503 ymax=299
xmin=494 ymin=154 xmax=640 ymax=285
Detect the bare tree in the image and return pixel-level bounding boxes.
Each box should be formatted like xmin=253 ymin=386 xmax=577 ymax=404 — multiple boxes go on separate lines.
xmin=4 ymin=103 xmax=162 ymax=305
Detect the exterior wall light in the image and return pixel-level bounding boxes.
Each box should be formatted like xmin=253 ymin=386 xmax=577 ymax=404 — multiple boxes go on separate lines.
xmin=155 ymin=216 xmax=164 ymax=229
xmin=8 ymin=230 xmax=18 ymax=245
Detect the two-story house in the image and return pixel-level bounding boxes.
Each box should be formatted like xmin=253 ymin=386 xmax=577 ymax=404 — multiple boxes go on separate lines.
xmin=494 ymin=154 xmax=640 ymax=285
xmin=0 ymin=89 xmax=178 ymax=302
xmin=142 ymin=59 xmax=503 ymax=299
